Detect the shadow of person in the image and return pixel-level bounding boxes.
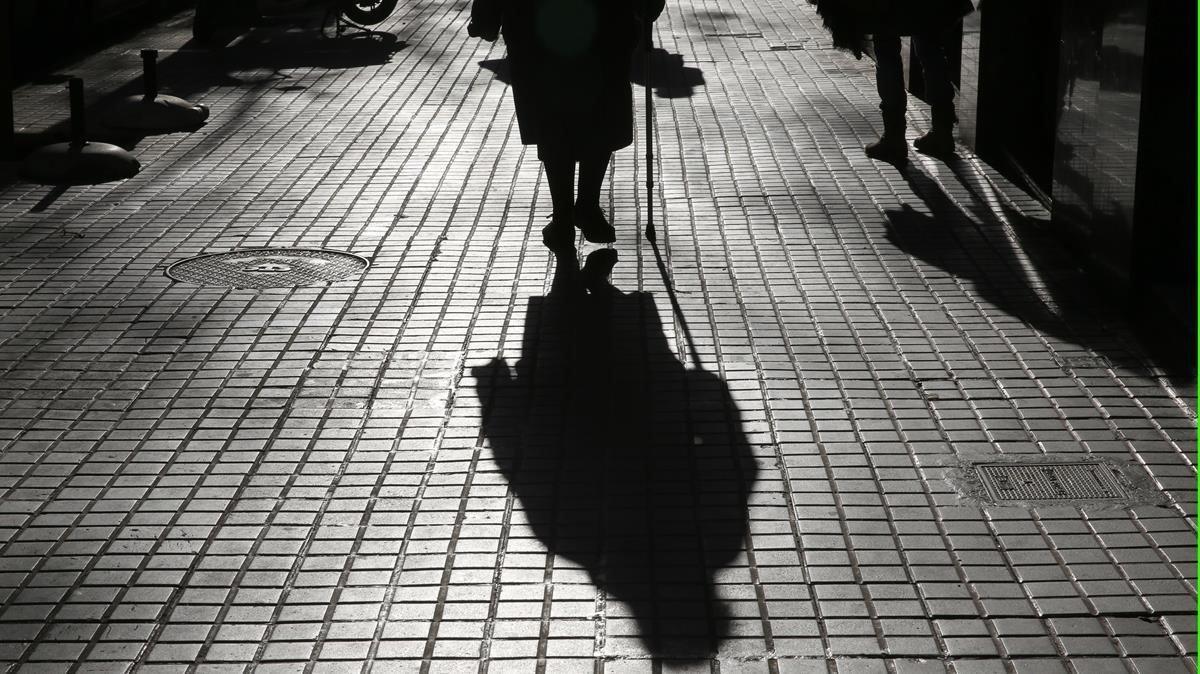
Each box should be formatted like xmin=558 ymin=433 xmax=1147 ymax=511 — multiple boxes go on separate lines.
xmin=885 ymin=162 xmax=1154 ymax=376
xmin=15 ymin=19 xmax=405 ymax=152
xmin=472 ymin=250 xmax=757 ymax=659
xmin=211 ymin=25 xmax=407 ymax=72
xmin=478 ymin=58 xmax=512 ymax=85
xmin=629 ymin=47 xmax=706 ymax=98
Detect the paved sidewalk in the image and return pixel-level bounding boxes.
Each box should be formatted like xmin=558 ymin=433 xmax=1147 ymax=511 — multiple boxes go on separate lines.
xmin=0 ymin=0 xmax=1196 ymax=672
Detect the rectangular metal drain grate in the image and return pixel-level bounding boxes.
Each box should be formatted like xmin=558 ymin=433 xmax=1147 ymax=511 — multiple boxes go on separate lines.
xmin=977 ymin=462 xmax=1129 ymax=502
xmin=1052 ymin=353 xmax=1113 ymax=369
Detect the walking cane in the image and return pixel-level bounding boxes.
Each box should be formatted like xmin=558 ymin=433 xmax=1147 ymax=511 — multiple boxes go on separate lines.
xmin=638 ymin=2 xmax=700 ymax=367
xmin=643 ymin=3 xmax=655 ymax=243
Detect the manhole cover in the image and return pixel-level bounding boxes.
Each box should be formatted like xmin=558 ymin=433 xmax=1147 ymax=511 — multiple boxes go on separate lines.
xmin=977 ymin=462 xmax=1127 ymax=501
xmin=947 ymin=456 xmax=1169 ymax=508
xmin=166 ymin=248 xmax=369 ymax=288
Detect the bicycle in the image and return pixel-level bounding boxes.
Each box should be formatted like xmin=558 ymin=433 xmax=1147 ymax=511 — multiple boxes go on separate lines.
xmin=194 ymin=0 xmax=400 ymax=42
xmin=339 ymin=0 xmax=400 ymax=25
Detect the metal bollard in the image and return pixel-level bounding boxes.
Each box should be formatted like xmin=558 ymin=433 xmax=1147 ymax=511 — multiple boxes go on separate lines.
xmin=0 ymin=4 xmax=13 ymax=160
xmin=69 ymin=78 xmax=87 ymax=148
xmin=141 ymin=49 xmax=159 ymax=101
xmin=22 ymin=77 xmax=141 ymax=185
xmin=104 ymin=49 xmax=209 ymax=132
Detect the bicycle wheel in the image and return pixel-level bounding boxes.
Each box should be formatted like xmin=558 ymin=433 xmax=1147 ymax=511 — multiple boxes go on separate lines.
xmin=340 ymin=0 xmax=399 ymax=25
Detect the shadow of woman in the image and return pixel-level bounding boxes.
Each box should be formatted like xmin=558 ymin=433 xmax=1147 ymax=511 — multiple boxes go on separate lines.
xmin=472 ymin=250 xmax=758 ymax=659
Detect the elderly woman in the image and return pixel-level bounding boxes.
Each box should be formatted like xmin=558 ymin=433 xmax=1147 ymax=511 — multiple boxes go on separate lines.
xmin=809 ymin=0 xmax=974 ymax=162
xmin=470 ymin=0 xmax=664 ymax=249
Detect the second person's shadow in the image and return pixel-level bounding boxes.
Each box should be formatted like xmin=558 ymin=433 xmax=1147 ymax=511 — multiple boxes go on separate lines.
xmin=884 ymin=162 xmax=1153 ymax=375
xmin=472 ymin=250 xmax=757 ymax=658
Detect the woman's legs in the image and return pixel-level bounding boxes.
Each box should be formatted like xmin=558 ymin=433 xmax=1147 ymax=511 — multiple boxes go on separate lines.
xmin=574 ymin=153 xmax=615 ymax=243
xmin=540 ymin=150 xmax=616 ymax=247
xmin=543 ymin=156 xmax=576 ymax=218
xmin=576 ymin=153 xmax=611 ymax=209
xmin=541 ymin=155 xmax=576 ymax=249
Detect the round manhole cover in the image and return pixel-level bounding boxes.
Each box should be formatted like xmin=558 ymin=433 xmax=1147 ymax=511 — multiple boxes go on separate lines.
xmin=166 ymin=248 xmax=369 ymax=288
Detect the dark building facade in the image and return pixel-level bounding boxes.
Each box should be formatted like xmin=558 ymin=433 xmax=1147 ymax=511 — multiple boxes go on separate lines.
xmin=958 ymin=0 xmax=1196 ymax=373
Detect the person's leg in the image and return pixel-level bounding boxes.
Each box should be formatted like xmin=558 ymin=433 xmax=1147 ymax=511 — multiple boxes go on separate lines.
xmin=544 ymin=156 xmax=576 ymax=216
xmin=867 ymin=33 xmax=908 ymax=162
xmin=912 ymin=31 xmax=957 ymax=155
xmin=542 ymin=154 xmax=577 ymax=249
xmin=874 ymin=34 xmax=906 ymax=120
xmin=574 ymin=152 xmax=615 ymax=243
xmin=576 ymin=153 xmax=610 ymax=209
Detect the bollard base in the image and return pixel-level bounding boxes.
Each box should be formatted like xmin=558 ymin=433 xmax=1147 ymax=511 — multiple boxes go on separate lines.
xmin=22 ymin=142 xmax=141 ymax=185
xmin=104 ymin=95 xmax=210 ymax=131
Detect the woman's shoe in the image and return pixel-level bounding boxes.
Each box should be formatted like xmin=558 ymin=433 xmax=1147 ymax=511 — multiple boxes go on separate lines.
xmin=542 ymin=216 xmax=576 ymax=250
xmin=574 ymin=204 xmax=616 ymax=244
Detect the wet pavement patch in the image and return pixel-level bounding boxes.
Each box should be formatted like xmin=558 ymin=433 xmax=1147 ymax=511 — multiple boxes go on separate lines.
xmin=947 ymin=456 xmax=1171 ymax=509
xmin=166 ymin=247 xmax=369 ymax=288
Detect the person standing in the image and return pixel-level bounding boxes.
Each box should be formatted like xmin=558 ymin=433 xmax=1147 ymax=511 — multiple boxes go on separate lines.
xmin=809 ymin=0 xmax=975 ymax=163
xmin=469 ymin=0 xmax=664 ymax=249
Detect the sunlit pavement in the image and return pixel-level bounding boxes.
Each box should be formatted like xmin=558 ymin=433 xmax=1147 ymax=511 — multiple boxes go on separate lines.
xmin=0 ymin=0 xmax=1195 ymax=671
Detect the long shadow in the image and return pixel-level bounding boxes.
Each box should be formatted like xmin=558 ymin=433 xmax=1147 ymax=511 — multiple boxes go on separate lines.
xmin=16 ymin=7 xmax=403 ymax=152
xmin=8 ymin=9 xmax=404 ymax=191
xmin=200 ymin=19 xmax=406 ymax=72
xmin=472 ymin=250 xmax=757 ymax=658
xmin=886 ymin=161 xmax=1166 ymax=377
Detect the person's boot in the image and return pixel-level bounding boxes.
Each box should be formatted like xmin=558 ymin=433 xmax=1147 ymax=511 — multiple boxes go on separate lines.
xmin=914 ymin=106 xmax=957 ymax=157
xmin=574 ymin=203 xmax=615 ymax=244
xmin=865 ymin=112 xmax=908 ymax=164
xmin=542 ymin=213 xmax=576 ymax=251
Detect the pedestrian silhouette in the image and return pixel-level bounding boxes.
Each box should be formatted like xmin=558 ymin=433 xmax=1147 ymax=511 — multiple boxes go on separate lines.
xmin=808 ymin=0 xmax=973 ymax=163
xmin=468 ymin=0 xmax=665 ymax=249
xmin=472 ymin=250 xmax=758 ymax=657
